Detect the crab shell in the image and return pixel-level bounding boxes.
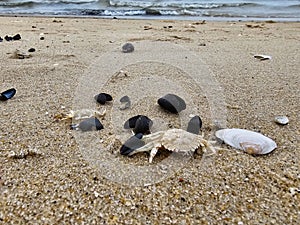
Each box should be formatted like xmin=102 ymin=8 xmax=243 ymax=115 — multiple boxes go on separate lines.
xmin=150 ymin=128 xmax=204 ymax=152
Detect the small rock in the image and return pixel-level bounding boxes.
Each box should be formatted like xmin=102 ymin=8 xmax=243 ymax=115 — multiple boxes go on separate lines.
xmin=71 ymin=117 xmax=104 ymax=132
xmin=120 ymin=133 xmax=145 ymax=155
xmin=94 ymin=93 xmax=113 ymax=105
xmin=28 ymin=48 xmax=36 ymax=52
xmin=12 ymin=34 xmax=21 ymax=40
xmin=158 ymin=94 xmax=186 ymax=113
xmin=187 ymin=115 xmax=202 ymax=134
xmin=122 ymin=43 xmax=134 ymax=53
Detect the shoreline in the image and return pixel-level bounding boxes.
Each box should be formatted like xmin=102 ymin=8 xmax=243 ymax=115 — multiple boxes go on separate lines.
xmin=0 ymin=16 xmax=299 ymax=224
xmin=0 ymin=13 xmax=299 ymax=22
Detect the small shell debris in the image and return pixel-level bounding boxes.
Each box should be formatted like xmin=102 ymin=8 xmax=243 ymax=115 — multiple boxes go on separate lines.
xmin=119 ymin=95 xmax=131 ymax=110
xmin=8 ymin=148 xmax=42 ymax=159
xmin=254 ymin=54 xmax=272 ymax=60
xmin=274 ymin=116 xmax=289 ymax=125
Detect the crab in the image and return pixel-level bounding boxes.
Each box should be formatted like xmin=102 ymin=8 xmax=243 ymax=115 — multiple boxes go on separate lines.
xmin=125 ymin=128 xmax=216 ymax=163
xmin=54 ymin=109 xmax=106 ymax=121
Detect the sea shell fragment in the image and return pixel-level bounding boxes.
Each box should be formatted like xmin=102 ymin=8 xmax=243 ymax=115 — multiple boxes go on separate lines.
xmin=0 ymin=88 xmax=16 ymax=101
xmin=254 ymin=54 xmax=272 ymax=60
xmin=215 ymin=128 xmax=277 ymax=155
xmin=119 ymin=95 xmax=131 ymax=110
xmin=274 ymin=116 xmax=289 ymax=125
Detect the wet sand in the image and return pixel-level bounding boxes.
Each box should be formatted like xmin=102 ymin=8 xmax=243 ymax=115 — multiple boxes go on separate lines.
xmin=0 ymin=16 xmax=299 ymax=224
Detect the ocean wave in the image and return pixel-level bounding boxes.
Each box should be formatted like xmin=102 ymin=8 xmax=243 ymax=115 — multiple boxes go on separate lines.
xmin=109 ymin=0 xmax=259 ymax=9
xmin=0 ymin=0 xmax=99 ymax=8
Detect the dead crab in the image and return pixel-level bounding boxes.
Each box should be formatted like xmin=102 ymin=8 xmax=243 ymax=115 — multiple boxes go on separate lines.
xmin=121 ymin=128 xmax=215 ymax=163
xmin=54 ymin=109 xmax=106 ymax=121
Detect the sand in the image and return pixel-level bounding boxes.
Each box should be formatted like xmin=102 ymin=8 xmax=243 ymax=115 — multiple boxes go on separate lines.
xmin=0 ymin=16 xmax=299 ymax=224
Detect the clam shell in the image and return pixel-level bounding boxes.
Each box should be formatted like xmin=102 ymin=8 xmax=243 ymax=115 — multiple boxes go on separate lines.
xmin=215 ymin=128 xmax=277 ymax=155
xmin=72 ymin=117 xmax=104 ymax=132
xmin=94 ymin=93 xmax=112 ymax=105
xmin=187 ymin=115 xmax=202 ymax=135
xmin=0 ymin=88 xmax=16 ymax=101
xmin=274 ymin=116 xmax=289 ymax=125
xmin=158 ymin=94 xmax=186 ymax=113
xmin=122 ymin=43 xmax=134 ymax=53
xmin=120 ymin=133 xmax=145 ymax=155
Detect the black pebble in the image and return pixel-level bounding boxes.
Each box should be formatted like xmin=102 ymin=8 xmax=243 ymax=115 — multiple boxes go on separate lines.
xmin=12 ymin=34 xmax=21 ymax=41
xmin=120 ymin=133 xmax=144 ymax=155
xmin=0 ymin=88 xmax=16 ymax=101
xmin=40 ymin=37 xmax=45 ymax=40
xmin=158 ymin=94 xmax=186 ymax=113
xmin=0 ymin=37 xmax=3 ymax=42
xmin=28 ymin=48 xmax=36 ymax=52
xmin=94 ymin=93 xmax=112 ymax=105
xmin=187 ymin=116 xmax=202 ymax=135
xmin=124 ymin=115 xmax=153 ymax=134
xmin=76 ymin=117 xmax=104 ymax=132
xmin=4 ymin=35 xmax=13 ymax=41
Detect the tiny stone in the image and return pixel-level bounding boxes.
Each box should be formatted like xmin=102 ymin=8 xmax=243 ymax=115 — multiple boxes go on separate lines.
xmin=28 ymin=48 xmax=36 ymax=52
xmin=122 ymin=43 xmax=134 ymax=53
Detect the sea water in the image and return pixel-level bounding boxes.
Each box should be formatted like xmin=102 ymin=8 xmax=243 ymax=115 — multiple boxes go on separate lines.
xmin=0 ymin=0 xmax=299 ymax=21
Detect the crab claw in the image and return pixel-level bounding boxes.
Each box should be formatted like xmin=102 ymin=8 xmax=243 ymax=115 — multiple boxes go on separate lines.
xmin=120 ymin=133 xmax=145 ymax=155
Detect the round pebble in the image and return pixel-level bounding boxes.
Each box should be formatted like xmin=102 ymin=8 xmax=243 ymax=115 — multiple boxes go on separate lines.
xmin=122 ymin=43 xmax=134 ymax=53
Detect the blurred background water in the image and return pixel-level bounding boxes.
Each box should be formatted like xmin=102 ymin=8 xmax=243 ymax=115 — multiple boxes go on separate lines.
xmin=0 ymin=0 xmax=299 ymax=21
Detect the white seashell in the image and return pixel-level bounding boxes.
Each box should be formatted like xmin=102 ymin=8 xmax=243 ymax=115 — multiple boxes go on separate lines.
xmin=254 ymin=54 xmax=272 ymax=60
xmin=215 ymin=128 xmax=277 ymax=155
xmin=274 ymin=116 xmax=289 ymax=125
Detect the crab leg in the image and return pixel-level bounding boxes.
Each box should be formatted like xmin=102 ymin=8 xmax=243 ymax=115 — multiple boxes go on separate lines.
xmin=201 ymin=139 xmax=216 ymax=155
xmin=149 ymin=147 xmax=158 ymax=163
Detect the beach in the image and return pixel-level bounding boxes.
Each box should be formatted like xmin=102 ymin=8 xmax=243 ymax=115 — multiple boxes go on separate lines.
xmin=0 ymin=16 xmax=299 ymax=224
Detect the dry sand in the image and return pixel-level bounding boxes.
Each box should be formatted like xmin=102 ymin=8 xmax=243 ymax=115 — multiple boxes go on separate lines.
xmin=0 ymin=16 xmax=299 ymax=224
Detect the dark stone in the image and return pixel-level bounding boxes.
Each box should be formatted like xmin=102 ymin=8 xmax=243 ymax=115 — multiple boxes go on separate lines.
xmin=124 ymin=115 xmax=153 ymax=134
xmin=158 ymin=94 xmax=186 ymax=113
xmin=77 ymin=117 xmax=104 ymax=132
xmin=0 ymin=37 xmax=3 ymax=42
xmin=187 ymin=116 xmax=202 ymax=135
xmin=133 ymin=116 xmax=153 ymax=134
xmin=28 ymin=48 xmax=36 ymax=52
xmin=12 ymin=34 xmax=21 ymax=40
xmin=0 ymin=88 xmax=16 ymax=101
xmin=40 ymin=37 xmax=45 ymax=40
xmin=94 ymin=93 xmax=113 ymax=105
xmin=120 ymin=133 xmax=144 ymax=155
xmin=122 ymin=43 xmax=134 ymax=53
xmin=4 ymin=35 xmax=13 ymax=41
